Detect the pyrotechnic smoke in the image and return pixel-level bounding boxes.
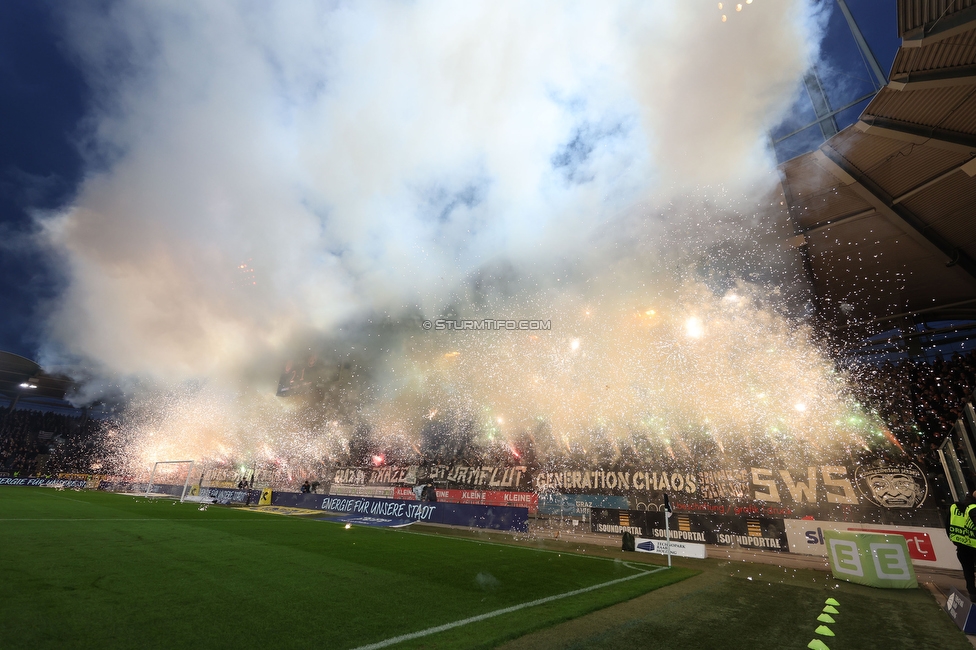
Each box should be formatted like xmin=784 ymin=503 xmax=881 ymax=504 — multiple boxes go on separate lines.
xmin=33 ymin=1 xmax=881 ymax=474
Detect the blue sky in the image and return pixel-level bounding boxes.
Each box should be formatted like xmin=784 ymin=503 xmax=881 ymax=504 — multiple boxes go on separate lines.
xmin=1 ymin=0 xmax=84 ymax=359
xmin=0 ymin=0 xmax=901 ymax=366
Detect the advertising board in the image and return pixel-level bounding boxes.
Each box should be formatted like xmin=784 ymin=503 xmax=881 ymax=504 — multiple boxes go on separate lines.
xmin=783 ymin=519 xmax=957 ymax=569
xmin=824 ymin=530 xmax=918 ymax=589
xmin=591 ymin=508 xmax=789 ymax=551
xmin=272 ymin=492 xmax=528 ymax=532
xmin=0 ymin=477 xmax=86 ymax=488
xmin=538 ymin=493 xmax=629 ymax=516
xmin=634 ymin=537 xmax=707 ymax=559
xmin=390 ymin=487 xmax=539 ymax=514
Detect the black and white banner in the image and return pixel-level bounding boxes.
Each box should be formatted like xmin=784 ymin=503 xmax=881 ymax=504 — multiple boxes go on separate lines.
xmin=591 ymin=508 xmax=790 ymax=551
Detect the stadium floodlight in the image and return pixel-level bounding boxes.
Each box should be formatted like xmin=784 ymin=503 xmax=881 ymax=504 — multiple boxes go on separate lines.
xmin=146 ymin=460 xmax=195 ymax=502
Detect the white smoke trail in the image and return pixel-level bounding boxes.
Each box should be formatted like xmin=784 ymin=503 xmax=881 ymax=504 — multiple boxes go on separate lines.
xmin=42 ymin=1 xmax=820 ymax=376
xmin=35 ymin=1 xmax=852 ymax=469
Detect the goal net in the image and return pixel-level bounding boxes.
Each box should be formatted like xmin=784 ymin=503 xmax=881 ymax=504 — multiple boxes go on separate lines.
xmin=145 ymin=460 xmax=197 ymax=502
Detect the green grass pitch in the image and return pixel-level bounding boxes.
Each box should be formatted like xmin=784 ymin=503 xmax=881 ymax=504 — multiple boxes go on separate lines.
xmin=0 ymin=488 xmax=693 ymax=649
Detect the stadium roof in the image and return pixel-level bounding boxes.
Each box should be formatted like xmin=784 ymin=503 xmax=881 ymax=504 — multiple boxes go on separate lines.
xmin=0 ymin=350 xmax=74 ymax=401
xmin=781 ymin=0 xmax=976 ymax=353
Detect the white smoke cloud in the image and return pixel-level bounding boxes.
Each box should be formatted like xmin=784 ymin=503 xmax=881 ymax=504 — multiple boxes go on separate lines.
xmin=41 ymin=0 xmax=822 ymax=385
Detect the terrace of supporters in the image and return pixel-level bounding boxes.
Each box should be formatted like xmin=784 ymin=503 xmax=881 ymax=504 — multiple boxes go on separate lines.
xmin=3 ymin=350 xmax=976 ymax=505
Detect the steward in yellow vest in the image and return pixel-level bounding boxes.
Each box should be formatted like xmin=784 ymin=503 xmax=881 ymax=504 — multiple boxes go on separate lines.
xmin=949 ymin=491 xmax=976 ymax=600
xmin=950 ymin=503 xmax=976 ymax=547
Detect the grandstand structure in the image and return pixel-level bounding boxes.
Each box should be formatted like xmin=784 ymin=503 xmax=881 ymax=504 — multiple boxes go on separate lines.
xmin=780 ymin=0 xmax=976 ymax=360
xmin=6 ymin=5 xmax=976 ymax=647
xmin=0 ymin=350 xmax=74 ymax=411
xmin=3 ymin=0 xmax=976 ymax=525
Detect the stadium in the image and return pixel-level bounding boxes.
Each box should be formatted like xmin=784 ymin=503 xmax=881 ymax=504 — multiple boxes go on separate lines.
xmin=4 ymin=1 xmax=976 ymax=648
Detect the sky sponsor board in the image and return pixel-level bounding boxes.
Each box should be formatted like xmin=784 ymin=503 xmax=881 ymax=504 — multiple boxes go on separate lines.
xmin=783 ymin=518 xmax=957 ymax=569
xmin=590 ymin=508 xmax=790 ymax=551
xmin=634 ymin=537 xmax=708 ymax=559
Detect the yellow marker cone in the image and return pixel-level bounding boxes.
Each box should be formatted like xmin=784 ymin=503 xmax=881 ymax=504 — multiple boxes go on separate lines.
xmin=807 ymin=640 xmax=830 ymax=650
xmin=815 ymin=625 xmax=835 ymax=637
xmin=817 ymin=613 xmax=836 ymax=624
xmin=825 ymin=598 xmax=840 ymax=606
xmin=822 ymin=605 xmax=839 ymax=614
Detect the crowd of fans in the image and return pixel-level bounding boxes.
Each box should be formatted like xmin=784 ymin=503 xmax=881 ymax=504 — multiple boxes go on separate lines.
xmin=851 ymin=351 xmax=976 ymax=455
xmin=0 ymin=406 xmax=108 ymax=476
xmin=842 ymin=350 xmax=976 ymax=508
xmin=4 ymin=350 xmax=976 ymax=494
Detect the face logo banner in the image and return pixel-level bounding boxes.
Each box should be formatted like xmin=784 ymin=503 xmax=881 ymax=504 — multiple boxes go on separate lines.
xmin=854 ymin=462 xmax=927 ymax=509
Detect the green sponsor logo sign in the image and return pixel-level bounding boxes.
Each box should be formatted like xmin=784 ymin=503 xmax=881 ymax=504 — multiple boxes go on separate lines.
xmin=824 ymin=530 xmax=917 ymax=589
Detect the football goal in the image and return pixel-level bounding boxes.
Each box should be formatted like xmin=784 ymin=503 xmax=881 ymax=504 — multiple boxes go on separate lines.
xmin=146 ymin=460 xmax=195 ymax=503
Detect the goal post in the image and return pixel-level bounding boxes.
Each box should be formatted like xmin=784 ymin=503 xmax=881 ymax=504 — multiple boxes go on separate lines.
xmin=146 ymin=460 xmax=195 ymax=502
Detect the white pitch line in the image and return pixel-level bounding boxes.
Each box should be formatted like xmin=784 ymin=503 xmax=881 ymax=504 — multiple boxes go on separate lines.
xmin=349 ymin=565 xmax=669 ymax=650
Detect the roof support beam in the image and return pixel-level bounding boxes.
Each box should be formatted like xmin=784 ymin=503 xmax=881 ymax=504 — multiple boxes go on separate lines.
xmin=836 ymin=0 xmax=887 ymax=89
xmin=803 ymin=70 xmax=838 ymax=140
xmin=799 ymin=208 xmax=876 ymax=235
xmin=856 ymin=115 xmax=976 ymax=154
xmin=889 ymin=63 xmax=976 ymax=90
xmin=892 ymin=156 xmax=976 ymax=204
xmin=902 ymin=3 xmax=976 ymax=48
xmin=815 ymin=144 xmax=976 ymax=281
xmin=772 ymin=92 xmax=877 ymax=144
